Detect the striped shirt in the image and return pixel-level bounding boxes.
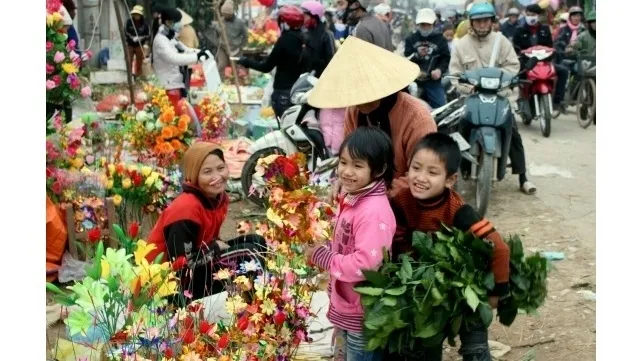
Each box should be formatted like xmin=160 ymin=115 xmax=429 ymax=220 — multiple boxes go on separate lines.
xmin=391 ymin=188 xmax=510 ymax=296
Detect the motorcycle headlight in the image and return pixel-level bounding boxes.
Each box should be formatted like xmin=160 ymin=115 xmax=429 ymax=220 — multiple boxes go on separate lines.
xmin=480 ymin=77 xmax=500 ymax=90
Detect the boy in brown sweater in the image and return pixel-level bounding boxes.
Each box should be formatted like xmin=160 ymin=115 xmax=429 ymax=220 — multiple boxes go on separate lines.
xmin=390 ymin=133 xmax=510 ymax=361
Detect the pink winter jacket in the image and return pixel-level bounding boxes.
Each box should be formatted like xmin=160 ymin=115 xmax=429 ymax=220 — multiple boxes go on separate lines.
xmin=311 ymin=180 xmax=396 ymax=332
xmin=319 ymin=108 xmax=346 ymax=155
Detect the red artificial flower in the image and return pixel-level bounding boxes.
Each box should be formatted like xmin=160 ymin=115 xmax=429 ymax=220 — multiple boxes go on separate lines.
xmin=183 ymin=316 xmax=195 ymax=330
xmin=110 ymin=330 xmax=128 ymax=344
xmin=172 ymin=256 xmax=188 ymax=271
xmin=237 ymin=315 xmax=249 ymax=331
xmin=87 ymin=228 xmax=101 ymax=243
xmin=115 ymin=164 xmax=125 ymax=174
xmin=163 ymin=347 xmax=174 ymax=358
xmin=51 ymin=180 xmax=63 ymax=195
xmin=181 ymin=328 xmax=196 ymax=344
xmin=188 ymin=302 xmax=203 ymax=314
xmin=199 ymin=320 xmax=213 ymax=334
xmin=128 ymin=222 xmax=140 ymax=238
xmin=132 ymin=174 xmax=143 ymax=186
xmin=246 ymin=304 xmax=259 ymax=314
xmin=217 ymin=333 xmax=230 ymax=349
xmin=274 ymin=311 xmax=287 ymax=326
xmin=248 ymin=356 xmax=259 ymax=361
xmin=282 ymin=160 xmax=299 ymax=178
xmin=46 ymin=167 xmax=53 ymax=178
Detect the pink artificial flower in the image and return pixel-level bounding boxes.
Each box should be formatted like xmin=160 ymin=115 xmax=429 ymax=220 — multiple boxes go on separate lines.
xmin=66 ymin=39 xmax=77 ymax=52
xmin=46 ymin=80 xmax=57 ymax=90
xmin=51 ymin=181 xmax=63 ymax=194
xmin=68 ymin=128 xmax=84 ymax=142
xmin=80 ymin=86 xmax=92 ymax=98
xmin=69 ymin=50 xmax=79 ymax=61
xmin=66 ymin=144 xmax=78 ymax=157
xmin=82 ymin=50 xmax=93 ymax=62
xmin=296 ymin=307 xmax=309 ymax=319
xmin=85 ymin=155 xmax=95 ymax=164
xmin=46 ymin=41 xmax=54 ymax=52
xmin=295 ymin=329 xmax=307 ymax=342
xmin=67 ymin=74 xmax=80 ymax=89
xmin=53 ymin=51 xmax=65 ymax=63
xmin=284 ymin=271 xmax=297 ymax=286
xmin=281 ymin=288 xmax=293 ymax=302
xmin=46 ymin=0 xmax=62 ymax=14
xmin=52 ymin=75 xmax=62 ymax=86
xmin=46 ymin=63 xmax=55 ymax=74
xmin=73 ymin=57 xmax=82 ymax=67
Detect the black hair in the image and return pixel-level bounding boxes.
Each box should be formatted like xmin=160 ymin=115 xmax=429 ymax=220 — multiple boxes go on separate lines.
xmin=338 ymin=127 xmax=395 ymax=187
xmin=443 ymin=22 xmax=455 ymax=31
xmin=160 ymin=8 xmax=182 ymax=23
xmin=525 ymin=4 xmax=543 ymax=15
xmin=209 ymin=149 xmax=225 ymax=162
xmin=410 ymin=133 xmax=461 ymax=177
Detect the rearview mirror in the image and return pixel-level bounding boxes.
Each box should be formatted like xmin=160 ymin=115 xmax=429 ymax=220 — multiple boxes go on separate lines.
xmin=525 ymin=57 xmax=538 ymax=70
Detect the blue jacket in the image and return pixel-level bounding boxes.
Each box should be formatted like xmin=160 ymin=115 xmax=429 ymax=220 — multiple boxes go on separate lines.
xmin=67 ymin=25 xmax=81 ymax=55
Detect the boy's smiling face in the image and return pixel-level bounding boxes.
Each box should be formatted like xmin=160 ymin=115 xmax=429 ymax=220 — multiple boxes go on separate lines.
xmin=408 ymin=149 xmax=457 ymax=199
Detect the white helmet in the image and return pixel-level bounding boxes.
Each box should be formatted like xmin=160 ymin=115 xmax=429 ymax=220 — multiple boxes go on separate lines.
xmin=416 ymin=8 xmax=437 ymax=25
xmin=507 ymin=7 xmax=520 ymax=16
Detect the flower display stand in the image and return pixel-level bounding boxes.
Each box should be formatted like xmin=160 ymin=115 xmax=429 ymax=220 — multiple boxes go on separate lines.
xmin=63 ymin=198 xmax=118 ymax=261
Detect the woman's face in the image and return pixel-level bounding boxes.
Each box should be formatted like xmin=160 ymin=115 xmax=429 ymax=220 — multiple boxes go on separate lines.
xmin=570 ymin=14 xmax=582 ymax=25
xmin=197 ymin=154 xmax=229 ymax=198
xmin=356 ymin=99 xmax=380 ymax=114
xmin=133 ymin=14 xmax=142 ymax=22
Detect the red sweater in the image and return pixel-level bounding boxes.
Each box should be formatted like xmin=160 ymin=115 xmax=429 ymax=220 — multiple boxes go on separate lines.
xmin=391 ymin=188 xmax=510 ymax=296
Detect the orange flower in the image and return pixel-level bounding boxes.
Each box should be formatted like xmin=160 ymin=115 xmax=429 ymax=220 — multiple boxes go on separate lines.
xmin=161 ymin=126 xmax=173 ymax=139
xmin=155 ymin=142 xmax=174 ymax=154
xmin=160 ymin=108 xmax=175 ymax=123
xmin=156 ymin=135 xmax=165 ymax=145
xmin=169 ymin=125 xmax=181 ymax=137
xmin=178 ymin=115 xmax=189 ymax=133
xmin=171 ymin=139 xmax=183 ymax=150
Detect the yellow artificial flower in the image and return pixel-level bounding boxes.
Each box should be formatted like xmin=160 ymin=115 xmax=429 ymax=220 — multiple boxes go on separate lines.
xmin=112 ymin=194 xmax=123 ymax=207
xmin=260 ymin=298 xmax=277 ymax=316
xmin=225 ymin=295 xmax=248 ymax=314
xmin=61 ymin=63 xmax=78 ymax=74
xmin=134 ymin=240 xmax=156 ymax=265
xmin=107 ymin=179 xmax=114 ymax=190
xmin=128 ymin=164 xmax=138 ymax=173
xmin=249 ymin=312 xmax=264 ymax=324
xmin=100 ymin=157 xmax=107 ymax=166
xmin=122 ymin=177 xmax=132 ymax=189
xmin=80 ymin=167 xmax=92 ymax=175
xmin=144 ymin=176 xmax=155 ymax=187
xmin=71 ymin=157 xmax=84 ymax=169
xmin=141 ymin=166 xmax=152 ymax=177
xmin=108 ymin=164 xmax=116 ymax=174
xmin=215 ymin=269 xmax=232 ymax=280
xmin=101 ymin=259 xmax=110 ymax=279
xmin=266 ymin=208 xmax=283 ymax=227
xmin=263 ymin=324 xmax=276 ymax=337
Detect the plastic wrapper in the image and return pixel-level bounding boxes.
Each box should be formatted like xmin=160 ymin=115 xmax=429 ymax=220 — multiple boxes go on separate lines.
xmin=58 ymin=251 xmax=91 ymax=283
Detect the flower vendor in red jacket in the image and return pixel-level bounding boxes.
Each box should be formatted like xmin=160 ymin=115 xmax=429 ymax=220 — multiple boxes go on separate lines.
xmin=147 ymin=142 xmax=265 ymax=302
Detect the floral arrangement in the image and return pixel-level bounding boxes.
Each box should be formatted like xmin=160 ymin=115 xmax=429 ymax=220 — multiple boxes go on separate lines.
xmin=223 ymin=66 xmax=250 ymax=86
xmin=194 ymin=93 xmax=232 ymax=141
xmin=46 ymin=0 xmax=92 ymax=112
xmin=246 ymin=29 xmax=279 ymax=49
xmin=254 ymin=153 xmax=309 ymax=194
xmin=104 ymin=162 xmax=181 ymax=227
xmin=121 ymin=85 xmax=195 ymax=167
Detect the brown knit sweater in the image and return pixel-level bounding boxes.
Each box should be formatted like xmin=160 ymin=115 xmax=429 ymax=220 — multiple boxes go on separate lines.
xmin=344 ymin=92 xmax=437 ymax=196
xmin=391 ymin=188 xmax=510 ymax=296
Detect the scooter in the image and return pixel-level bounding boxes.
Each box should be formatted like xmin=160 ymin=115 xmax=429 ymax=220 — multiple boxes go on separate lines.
xmin=241 ymin=72 xmax=337 ymax=206
xmin=518 ymin=46 xmax=558 ymax=137
xmin=452 ymin=57 xmax=538 ymax=216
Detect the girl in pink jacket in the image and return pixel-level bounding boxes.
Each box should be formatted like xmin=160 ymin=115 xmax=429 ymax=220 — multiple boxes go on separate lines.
xmin=309 ymin=127 xmax=396 ymax=361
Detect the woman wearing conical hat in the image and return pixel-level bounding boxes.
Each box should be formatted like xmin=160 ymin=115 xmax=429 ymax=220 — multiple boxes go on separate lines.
xmin=308 ymin=36 xmax=437 ymax=199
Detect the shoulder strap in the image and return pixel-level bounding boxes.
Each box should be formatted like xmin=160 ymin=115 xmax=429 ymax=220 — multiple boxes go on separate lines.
xmin=488 ymin=33 xmax=503 ymax=68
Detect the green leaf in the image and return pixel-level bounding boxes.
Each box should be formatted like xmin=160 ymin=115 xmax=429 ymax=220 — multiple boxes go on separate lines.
xmin=363 ymin=269 xmax=390 ymax=288
xmin=385 ymin=286 xmax=407 ymax=296
xmin=46 ymin=283 xmax=67 ymax=296
xmin=511 ymin=274 xmax=528 ymax=291
xmin=53 ymin=294 xmax=76 ymax=307
xmin=354 ymin=286 xmax=384 ymax=296
xmin=483 ymin=272 xmax=496 ymax=290
xmin=153 ymin=252 xmax=165 ymax=265
xmin=382 ymin=297 xmax=398 ymax=307
xmin=400 ymin=258 xmax=413 ymax=281
xmin=362 ymin=295 xmax=379 ymax=306
xmin=366 ymin=337 xmax=383 ymax=351
xmin=478 ymin=302 xmax=494 ymax=327
xmin=113 ymin=224 xmax=127 ymax=243
xmin=415 ymin=321 xmax=441 ymax=338
xmin=464 ymin=285 xmax=480 ymax=311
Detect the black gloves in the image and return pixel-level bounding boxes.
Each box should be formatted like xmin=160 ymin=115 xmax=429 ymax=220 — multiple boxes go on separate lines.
xmin=236 ymin=57 xmax=249 ymax=67
xmin=453 ymin=204 xmax=482 ymax=232
xmin=197 ymin=49 xmax=210 ymax=60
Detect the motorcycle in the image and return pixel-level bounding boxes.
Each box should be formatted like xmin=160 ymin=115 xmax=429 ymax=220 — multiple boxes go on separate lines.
xmin=451 ymin=57 xmax=538 ymax=216
xmin=241 ymin=72 xmax=337 ymax=206
xmin=518 ymin=46 xmax=557 ymax=137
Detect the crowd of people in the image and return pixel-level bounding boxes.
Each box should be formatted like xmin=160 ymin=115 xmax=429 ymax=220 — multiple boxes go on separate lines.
xmin=106 ymin=2 xmax=596 ymax=361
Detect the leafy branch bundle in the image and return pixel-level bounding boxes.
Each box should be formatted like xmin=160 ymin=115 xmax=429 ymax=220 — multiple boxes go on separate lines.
xmin=354 ymin=226 xmax=548 ymax=354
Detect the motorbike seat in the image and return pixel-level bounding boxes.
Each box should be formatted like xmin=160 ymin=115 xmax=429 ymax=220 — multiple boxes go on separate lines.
xmin=302 ymin=127 xmax=330 ymax=160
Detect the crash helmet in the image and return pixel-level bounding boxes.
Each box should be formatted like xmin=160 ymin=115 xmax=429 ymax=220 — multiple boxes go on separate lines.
xmin=468 ymin=1 xmax=496 ymax=20
xmin=569 ymin=6 xmax=583 ymax=16
xmin=278 ymin=5 xmax=305 ymax=30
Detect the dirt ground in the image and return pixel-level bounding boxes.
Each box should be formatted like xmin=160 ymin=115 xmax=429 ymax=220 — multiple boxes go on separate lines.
xmin=47 ymin=112 xmax=595 ymax=360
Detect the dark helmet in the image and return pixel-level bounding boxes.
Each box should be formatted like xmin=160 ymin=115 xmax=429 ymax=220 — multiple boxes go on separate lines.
xmin=160 ymin=8 xmax=182 ymax=23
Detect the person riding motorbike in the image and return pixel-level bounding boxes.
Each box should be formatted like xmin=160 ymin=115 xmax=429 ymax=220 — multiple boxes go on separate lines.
xmin=555 ymin=6 xmax=584 ymax=64
xmin=237 ymin=6 xmax=308 ymax=118
xmin=152 ymin=7 xmax=209 ymax=134
xmin=404 ymin=8 xmax=450 ymax=109
xmin=301 ymin=1 xmax=334 ymax=76
xmin=345 ymin=0 xmax=395 ymax=51
xmin=513 ymin=4 xmax=568 ymax=112
xmin=449 ymin=1 xmax=537 ymax=195
xmin=552 ymin=12 xmax=568 ymax=40
xmin=308 ymin=36 xmax=437 ymax=200
xmin=500 ymin=7 xmax=521 ymax=41
xmin=454 ymin=2 xmax=473 ymax=39
xmin=572 ymin=11 xmax=595 ymax=57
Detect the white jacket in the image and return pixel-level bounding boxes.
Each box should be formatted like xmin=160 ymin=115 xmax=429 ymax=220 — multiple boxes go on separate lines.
xmin=152 ymin=25 xmax=199 ymax=90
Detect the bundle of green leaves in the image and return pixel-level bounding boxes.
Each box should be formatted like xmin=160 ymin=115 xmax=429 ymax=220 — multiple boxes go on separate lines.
xmin=354 ymin=226 xmax=548 ymax=354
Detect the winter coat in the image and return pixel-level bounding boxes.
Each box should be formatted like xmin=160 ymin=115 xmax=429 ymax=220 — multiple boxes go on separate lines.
xmin=573 ymin=30 xmax=596 ymax=57
xmin=500 ymin=21 xmax=520 ymax=41
xmin=319 ymin=108 xmax=346 ymax=154
xmin=125 ymin=18 xmax=151 ymax=47
xmin=404 ymin=30 xmax=450 ymax=83
xmin=152 ymin=25 xmax=199 ymax=90
xmin=512 ymin=24 xmax=553 ymax=54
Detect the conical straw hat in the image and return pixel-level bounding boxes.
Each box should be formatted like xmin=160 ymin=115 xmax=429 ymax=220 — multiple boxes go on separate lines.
xmin=308 ymin=36 xmax=420 ymax=109
xmin=177 ymin=8 xmax=194 ymax=26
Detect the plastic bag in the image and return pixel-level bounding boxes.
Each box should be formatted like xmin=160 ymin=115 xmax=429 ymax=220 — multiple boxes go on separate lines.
xmin=58 ymin=251 xmax=91 ymax=283
xmin=262 ymin=72 xmax=275 ymax=108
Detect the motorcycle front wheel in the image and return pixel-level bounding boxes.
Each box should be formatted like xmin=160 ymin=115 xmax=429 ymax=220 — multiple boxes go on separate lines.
xmin=241 ymin=147 xmax=285 ymax=207
xmin=539 ymin=95 xmax=552 ymax=137
xmin=577 ymin=78 xmax=596 ymax=129
xmin=475 ymin=153 xmax=493 ymax=217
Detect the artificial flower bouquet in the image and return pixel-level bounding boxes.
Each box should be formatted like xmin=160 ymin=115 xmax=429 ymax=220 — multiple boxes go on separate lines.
xmin=255 ymin=153 xmax=309 ymax=193
xmin=195 ymin=93 xmax=233 ymax=141
xmin=46 ymin=0 xmax=92 ymax=110
xmin=223 ymin=66 xmax=250 ymax=86
xmin=246 ymin=29 xmax=279 ymax=49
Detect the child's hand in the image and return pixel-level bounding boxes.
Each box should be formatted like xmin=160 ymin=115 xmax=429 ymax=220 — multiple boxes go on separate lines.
xmin=302 ymin=243 xmax=317 ymax=264
xmin=488 ymin=296 xmax=499 ymax=309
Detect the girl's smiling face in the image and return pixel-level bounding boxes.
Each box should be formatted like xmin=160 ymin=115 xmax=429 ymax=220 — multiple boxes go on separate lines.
xmin=197 ymin=154 xmax=229 ymax=198
xmin=338 ymin=148 xmax=374 ymax=194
